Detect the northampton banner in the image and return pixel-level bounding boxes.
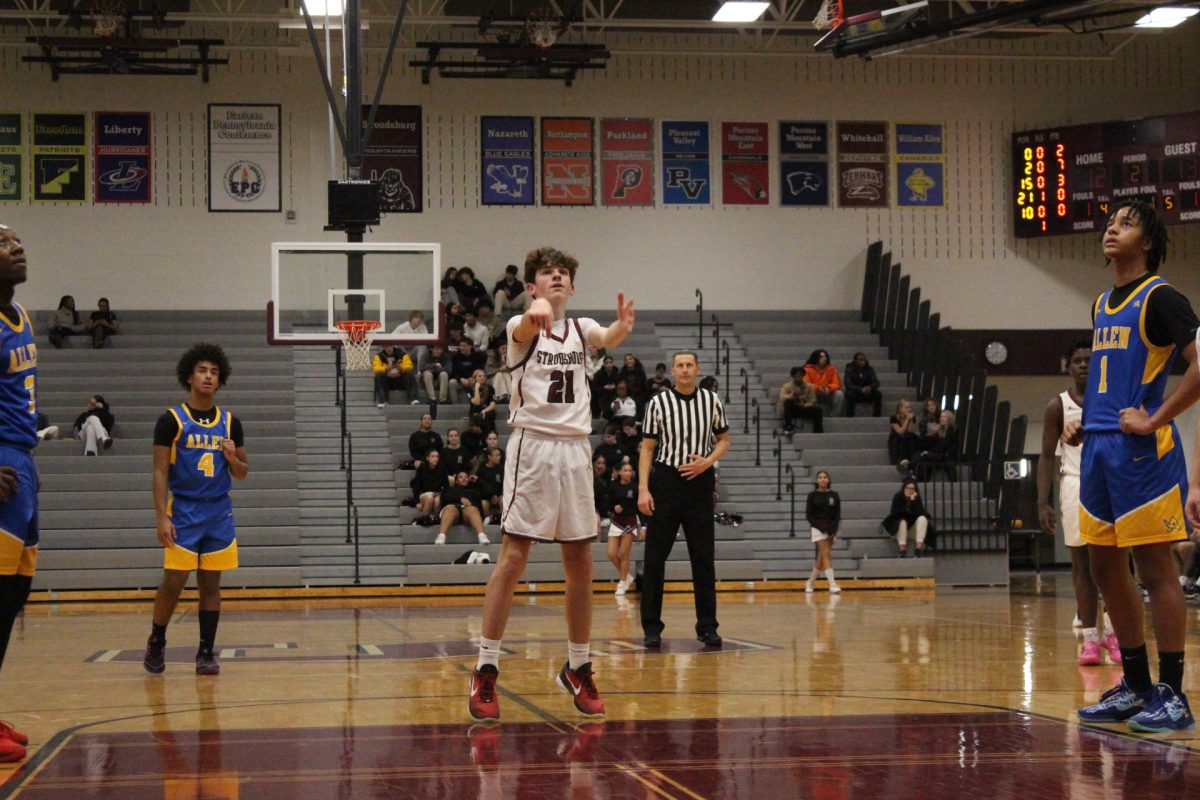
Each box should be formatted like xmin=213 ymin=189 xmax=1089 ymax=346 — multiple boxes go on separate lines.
xmin=541 ymin=117 xmax=594 ymax=206
xmin=363 ymin=105 xmax=422 ymax=213
xmin=779 ymin=121 xmax=829 ymax=207
xmin=32 ymin=113 xmax=87 ymax=203
xmin=721 ymin=122 xmax=769 ymax=206
xmin=0 ymin=113 xmax=20 ymax=202
xmin=600 ymin=118 xmax=654 ymax=207
xmin=895 ymin=122 xmax=945 ymax=208
xmin=836 ymin=121 xmax=888 ymax=208
xmin=661 ymin=121 xmax=710 ymax=205
xmin=208 ymin=104 xmax=281 ymax=212
xmin=95 ymin=111 xmax=151 ymax=204
xmin=481 ymin=116 xmax=534 ymax=206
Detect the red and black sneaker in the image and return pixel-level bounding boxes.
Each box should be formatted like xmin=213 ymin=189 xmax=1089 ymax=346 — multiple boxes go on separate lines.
xmin=0 ymin=736 xmax=25 ymax=763
xmin=556 ymin=661 xmax=605 ymax=718
xmin=469 ymin=664 xmax=500 ymax=722
xmin=143 ymin=636 xmax=166 ymax=674
xmin=0 ymin=720 xmax=28 ymax=747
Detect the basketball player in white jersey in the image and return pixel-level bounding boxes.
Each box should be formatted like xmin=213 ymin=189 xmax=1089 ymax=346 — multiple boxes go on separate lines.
xmin=1037 ymin=341 xmax=1119 ymax=665
xmin=468 ymin=246 xmax=635 ymax=723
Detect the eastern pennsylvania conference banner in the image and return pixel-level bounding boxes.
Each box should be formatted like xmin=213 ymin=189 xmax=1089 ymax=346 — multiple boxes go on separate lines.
xmin=599 ymin=118 xmax=654 ymax=207
xmin=32 ymin=113 xmax=87 ymax=203
xmin=661 ymin=121 xmax=710 ymax=205
xmin=0 ymin=113 xmax=21 ymax=202
xmin=895 ymin=123 xmax=945 ymax=208
xmin=363 ymin=105 xmax=422 ymax=213
xmin=779 ymin=121 xmax=830 ymax=207
xmin=95 ymin=111 xmax=151 ymax=204
xmin=721 ymin=122 xmax=769 ymax=206
xmin=836 ymin=121 xmax=888 ymax=208
xmin=208 ymin=103 xmax=281 ymax=213
xmin=541 ymin=117 xmax=594 ymax=206
xmin=481 ymin=116 xmax=535 ymax=206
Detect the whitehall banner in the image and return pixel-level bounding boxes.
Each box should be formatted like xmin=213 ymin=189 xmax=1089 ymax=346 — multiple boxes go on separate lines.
xmin=32 ymin=113 xmax=87 ymax=203
xmin=721 ymin=122 xmax=769 ymax=206
xmin=481 ymin=116 xmax=535 ymax=206
xmin=208 ymin=104 xmax=281 ymax=212
xmin=836 ymin=121 xmax=888 ymax=208
xmin=95 ymin=111 xmax=151 ymax=204
xmin=661 ymin=121 xmax=710 ymax=205
xmin=895 ymin=122 xmax=945 ymax=208
xmin=541 ymin=117 xmax=594 ymax=206
xmin=779 ymin=121 xmax=829 ymax=207
xmin=363 ymin=105 xmax=422 ymax=213
xmin=0 ymin=113 xmax=21 ymax=202
xmin=600 ymin=118 xmax=654 ymax=207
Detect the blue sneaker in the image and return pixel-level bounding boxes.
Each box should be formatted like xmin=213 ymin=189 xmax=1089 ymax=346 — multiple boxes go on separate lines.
xmin=1126 ymin=684 xmax=1195 ymax=733
xmin=1077 ymin=678 xmax=1152 ymax=723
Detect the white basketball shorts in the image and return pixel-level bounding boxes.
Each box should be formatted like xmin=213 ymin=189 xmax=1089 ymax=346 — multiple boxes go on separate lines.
xmin=501 ymin=429 xmax=596 ymax=543
xmin=1061 ymin=474 xmax=1083 ymax=548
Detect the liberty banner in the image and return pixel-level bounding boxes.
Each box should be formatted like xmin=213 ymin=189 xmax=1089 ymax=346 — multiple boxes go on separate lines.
xmin=95 ymin=111 xmax=151 ymax=204
xmin=541 ymin=117 xmax=594 ymax=206
xmin=481 ymin=116 xmax=534 ymax=206
xmin=779 ymin=121 xmax=829 ymax=207
xmin=208 ymin=104 xmax=281 ymax=212
xmin=363 ymin=105 xmax=422 ymax=213
xmin=661 ymin=121 xmax=710 ymax=205
xmin=895 ymin=123 xmax=945 ymax=208
xmin=0 ymin=113 xmax=20 ymax=202
xmin=836 ymin=121 xmax=888 ymax=208
xmin=600 ymin=118 xmax=654 ymax=207
xmin=722 ymin=122 xmax=769 ymax=206
xmin=32 ymin=113 xmax=87 ymax=203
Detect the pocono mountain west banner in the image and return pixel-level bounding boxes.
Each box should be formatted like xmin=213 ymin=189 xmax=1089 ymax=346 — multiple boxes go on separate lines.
xmin=363 ymin=105 xmax=422 ymax=213
xmin=661 ymin=121 xmax=710 ymax=205
xmin=836 ymin=121 xmax=889 ymax=208
xmin=721 ymin=122 xmax=769 ymax=206
xmin=95 ymin=111 xmax=151 ymax=204
xmin=600 ymin=118 xmax=654 ymax=207
xmin=208 ymin=104 xmax=281 ymax=212
xmin=0 ymin=113 xmax=21 ymax=202
xmin=32 ymin=113 xmax=87 ymax=203
xmin=779 ymin=121 xmax=830 ymax=207
xmin=481 ymin=116 xmax=535 ymax=206
xmin=895 ymin=123 xmax=945 ymax=208
xmin=541 ymin=117 xmax=594 ymax=206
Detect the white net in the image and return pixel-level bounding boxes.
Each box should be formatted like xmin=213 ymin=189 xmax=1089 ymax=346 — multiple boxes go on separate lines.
xmin=335 ymin=322 xmax=380 ymax=371
xmin=812 ymin=0 xmax=843 ymax=30
xmin=527 ymin=6 xmax=560 ymax=48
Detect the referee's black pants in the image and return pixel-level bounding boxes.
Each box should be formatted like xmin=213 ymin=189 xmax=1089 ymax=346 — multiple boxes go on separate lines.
xmin=640 ymin=464 xmax=718 ymax=637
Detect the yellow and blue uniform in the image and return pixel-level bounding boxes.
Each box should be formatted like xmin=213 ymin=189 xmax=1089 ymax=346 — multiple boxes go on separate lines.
xmin=0 ymin=303 xmax=38 ymax=578
xmin=1080 ymin=276 xmax=1189 ymax=547
xmin=164 ymin=404 xmax=238 ymax=571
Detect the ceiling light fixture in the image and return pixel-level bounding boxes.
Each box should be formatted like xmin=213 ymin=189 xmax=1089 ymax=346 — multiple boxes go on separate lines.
xmin=713 ymin=2 xmax=770 ymax=23
xmin=1134 ymin=7 xmax=1198 ymax=27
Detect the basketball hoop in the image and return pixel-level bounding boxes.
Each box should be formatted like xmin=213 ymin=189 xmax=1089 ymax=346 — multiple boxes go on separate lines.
xmin=92 ymin=0 xmax=126 ymax=37
xmin=526 ymin=5 xmax=561 ymax=48
xmin=334 ymin=320 xmax=382 ymax=371
xmin=812 ymin=0 xmax=844 ymax=31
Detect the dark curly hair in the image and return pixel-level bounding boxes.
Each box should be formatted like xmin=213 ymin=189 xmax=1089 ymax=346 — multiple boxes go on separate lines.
xmin=1104 ymin=199 xmax=1169 ymax=273
xmin=523 ymin=246 xmax=579 ymax=285
xmin=176 ymin=342 xmax=231 ymax=389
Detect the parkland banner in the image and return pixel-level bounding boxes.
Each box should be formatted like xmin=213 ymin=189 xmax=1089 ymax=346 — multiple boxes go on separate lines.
xmin=0 ymin=113 xmax=21 ymax=202
xmin=208 ymin=104 xmax=281 ymax=212
xmin=32 ymin=113 xmax=87 ymax=203
xmin=481 ymin=116 xmax=535 ymax=206
xmin=95 ymin=111 xmax=151 ymax=204
xmin=363 ymin=105 xmax=422 ymax=213
xmin=895 ymin=123 xmax=945 ymax=208
xmin=779 ymin=121 xmax=830 ymax=207
xmin=836 ymin=121 xmax=888 ymax=208
xmin=721 ymin=122 xmax=769 ymax=206
xmin=541 ymin=117 xmax=594 ymax=205
xmin=661 ymin=121 xmax=710 ymax=205
xmin=600 ymin=118 xmax=654 ymax=207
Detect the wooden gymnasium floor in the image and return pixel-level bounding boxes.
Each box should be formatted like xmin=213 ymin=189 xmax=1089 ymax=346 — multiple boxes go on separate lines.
xmin=1 ymin=573 xmax=1198 ymax=798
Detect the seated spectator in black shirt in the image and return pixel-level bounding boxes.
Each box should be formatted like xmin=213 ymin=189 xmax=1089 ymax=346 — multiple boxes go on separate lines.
xmin=493 ymin=264 xmax=531 ymax=314
xmin=441 ymin=267 xmax=460 ymax=307
xmin=455 ymin=267 xmax=490 ymax=312
xmin=592 ymin=424 xmax=629 ymax=479
xmin=617 ymin=416 xmax=641 ymax=454
xmin=49 ymin=294 xmax=84 ymax=348
xmin=484 ymin=430 xmax=503 ymax=463
xmin=844 ymin=352 xmax=883 ymax=417
xmin=592 ymin=455 xmax=611 ymax=535
xmin=372 ymin=344 xmax=416 ymax=407
xmin=591 ymin=355 xmax=620 ymax=417
xmin=451 ymin=339 xmax=487 ymax=403
xmin=86 ymin=297 xmax=119 ymax=349
xmin=419 ymin=344 xmax=451 ymax=404
xmin=648 ymin=362 xmax=672 ymax=395
xmin=410 ymin=448 xmax=448 ymax=524
xmin=444 ymin=325 xmax=465 ymax=356
xmin=436 ymin=470 xmax=489 ymax=546
xmin=913 ymin=410 xmax=960 ymax=481
xmin=477 ymin=301 xmax=505 ymax=349
xmin=472 ymin=447 xmax=505 ymax=517
xmin=407 ymin=413 xmax=443 ymax=467
xmin=74 ymin=394 xmax=114 ymax=455
xmin=441 ymin=428 xmax=469 ymax=475
xmin=468 ymin=369 xmax=498 ymax=432
xmin=462 ymin=415 xmax=488 ymax=467
xmin=883 ymin=479 xmax=933 ymax=557
xmin=888 ymin=399 xmax=920 ymax=469
xmin=618 ymin=353 xmax=649 ymax=407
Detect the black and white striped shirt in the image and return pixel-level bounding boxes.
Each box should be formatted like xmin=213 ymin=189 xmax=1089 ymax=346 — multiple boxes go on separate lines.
xmin=642 ymin=387 xmax=729 ymax=467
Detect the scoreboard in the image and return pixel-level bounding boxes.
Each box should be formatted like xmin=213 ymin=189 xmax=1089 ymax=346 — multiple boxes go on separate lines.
xmin=1012 ymin=111 xmax=1200 ymax=238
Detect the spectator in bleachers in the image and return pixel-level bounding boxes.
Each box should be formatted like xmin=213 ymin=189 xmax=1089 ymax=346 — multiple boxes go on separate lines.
xmin=390 ymin=309 xmax=429 ymax=367
xmin=85 ymin=297 xmax=119 ymax=349
xmin=493 ymin=264 xmax=531 ymax=314
xmin=485 ymin=430 xmax=502 ymax=452
xmin=618 ymin=416 xmax=641 ymax=454
xmin=444 ymin=324 xmax=465 ymax=355
xmin=914 ymin=410 xmax=959 ymax=481
xmin=462 ymin=414 xmax=488 ymax=466
xmin=468 ymin=369 xmax=498 ymax=432
xmin=699 ymin=375 xmax=718 ymax=394
xmin=419 ymin=344 xmax=451 ymax=403
xmin=618 ymin=353 xmax=649 ymax=407
xmin=410 ymin=448 xmax=448 ymax=525
xmin=843 ymin=352 xmax=882 ymax=417
xmin=463 ymin=309 xmax=490 ymax=351
xmin=372 ymin=344 xmax=416 ymax=407
xmin=592 ymin=455 xmax=611 ymax=535
xmin=805 ymin=470 xmax=841 ymax=593
xmin=454 ymin=267 xmax=490 ymax=312
xmin=593 ymin=424 xmax=628 ymax=478
xmin=408 ymin=414 xmax=443 ymax=468
xmin=36 ymin=412 xmax=58 ymax=441
xmin=883 ymin=478 xmax=933 ymax=557
xmin=586 ymin=346 xmax=606 ymax=379
xmin=780 ymin=367 xmax=823 ymax=435
xmin=451 ymin=339 xmax=487 ymax=403
xmin=803 ymin=349 xmax=844 ymax=417
xmin=441 ymin=428 xmax=468 ymax=475
xmin=440 ymin=267 xmax=460 ymax=307
xmin=73 ymin=394 xmax=114 ymax=456
xmin=606 ymin=380 xmax=637 ymax=422
xmin=888 ymin=399 xmax=920 ymax=470
xmin=435 ymin=470 xmax=489 ymax=546
xmin=477 ymin=301 xmax=504 ymax=349
xmin=487 ymin=343 xmax=512 ymax=402
xmin=606 ymin=462 xmax=643 ymax=596
xmin=917 ymin=397 xmax=942 ymax=451
xmin=591 ymin=355 xmax=620 ymax=417
xmin=48 ymin=295 xmax=84 ymax=348
xmin=472 ymin=447 xmax=505 ymax=521
xmin=648 ymin=362 xmax=672 ymax=395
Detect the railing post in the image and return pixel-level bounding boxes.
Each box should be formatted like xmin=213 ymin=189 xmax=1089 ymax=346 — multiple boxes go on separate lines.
xmin=738 ymin=368 xmax=750 ymax=434
xmin=344 ymin=430 xmax=353 ymax=543
xmin=722 ymin=341 xmax=730 ymax=402
xmin=751 ymin=399 xmax=762 ymax=466
xmin=352 ymin=505 xmax=361 ymax=584
xmin=695 ymin=288 xmax=704 ymax=348
xmin=711 ymin=314 xmax=721 ymax=373
xmin=773 ymin=430 xmax=783 ymax=501
xmin=785 ymin=464 xmax=796 ymax=537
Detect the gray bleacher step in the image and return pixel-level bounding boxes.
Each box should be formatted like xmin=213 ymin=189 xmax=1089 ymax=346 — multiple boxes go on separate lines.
xmin=40 ymin=471 xmax=298 ymax=492
xmin=32 ymin=567 xmax=303 ymax=590
xmin=40 ymin=507 xmax=298 ymax=529
xmin=37 ymin=437 xmax=296 ymax=456
xmin=796 ymin=449 xmax=893 ymax=467
xmin=37 ymin=389 xmax=296 ymax=405
xmin=36 ymin=488 xmax=299 ymax=510
xmin=761 ymin=556 xmax=860 ymax=572
xmin=855 ymin=557 xmax=936 ymax=579
xmin=300 ymin=565 xmax=408 ymax=580
xmin=35 ymin=405 xmax=296 ymax=424
xmin=43 ymin=528 xmax=298 ymax=549
xmin=39 ymin=547 xmax=300 ymax=570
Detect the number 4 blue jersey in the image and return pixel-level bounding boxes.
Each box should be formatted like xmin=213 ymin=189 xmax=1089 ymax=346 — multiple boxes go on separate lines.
xmin=0 ymin=303 xmax=39 ymax=450
xmin=168 ymin=404 xmax=232 ymax=499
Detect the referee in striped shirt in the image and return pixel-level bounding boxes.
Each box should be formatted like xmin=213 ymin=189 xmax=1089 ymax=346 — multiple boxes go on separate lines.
xmin=637 ymin=351 xmax=731 ymax=649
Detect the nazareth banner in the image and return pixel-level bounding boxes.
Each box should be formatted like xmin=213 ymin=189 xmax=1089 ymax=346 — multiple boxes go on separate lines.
xmin=32 ymin=113 xmax=87 ymax=203
xmin=600 ymin=118 xmax=654 ymax=207
xmin=363 ymin=105 xmax=422 ymax=213
xmin=481 ymin=116 xmax=535 ymax=206
xmin=541 ymin=117 xmax=594 ymax=206
xmin=779 ymin=121 xmax=829 ymax=207
xmin=95 ymin=111 xmax=151 ymax=204
xmin=208 ymin=104 xmax=281 ymax=212
xmin=721 ymin=122 xmax=769 ymax=206
xmin=0 ymin=113 xmax=21 ymax=202
xmin=895 ymin=122 xmax=945 ymax=208
xmin=836 ymin=121 xmax=888 ymax=208
xmin=661 ymin=121 xmax=710 ymax=205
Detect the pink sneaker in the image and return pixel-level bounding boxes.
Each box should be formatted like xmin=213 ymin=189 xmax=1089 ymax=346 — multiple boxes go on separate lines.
xmin=1078 ymin=640 xmax=1103 ymax=666
xmin=1103 ymin=633 xmax=1122 ymax=664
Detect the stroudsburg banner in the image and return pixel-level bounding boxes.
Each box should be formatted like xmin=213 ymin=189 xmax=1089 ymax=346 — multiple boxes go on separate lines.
xmin=363 ymin=105 xmax=423 ymax=213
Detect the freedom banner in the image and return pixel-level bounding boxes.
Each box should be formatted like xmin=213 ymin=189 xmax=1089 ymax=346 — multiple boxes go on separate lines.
xmin=541 ymin=117 xmax=594 ymax=206
xmin=895 ymin=123 xmax=945 ymax=208
xmin=836 ymin=121 xmax=888 ymax=208
xmin=32 ymin=113 xmax=87 ymax=203
xmin=661 ymin=121 xmax=710 ymax=205
xmin=600 ymin=118 xmax=654 ymax=207
xmin=779 ymin=121 xmax=829 ymax=207
xmin=95 ymin=111 xmax=151 ymax=204
xmin=208 ymin=104 xmax=281 ymax=212
xmin=721 ymin=122 xmax=769 ymax=206
xmin=363 ymin=105 xmax=422 ymax=213
xmin=481 ymin=116 xmax=534 ymax=206
xmin=0 ymin=113 xmax=21 ymax=202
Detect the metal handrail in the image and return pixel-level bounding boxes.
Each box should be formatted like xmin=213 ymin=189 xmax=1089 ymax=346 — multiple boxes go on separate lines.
xmin=695 ymin=288 xmax=704 ymax=348
xmin=785 ymin=464 xmax=796 ymax=537
xmin=738 ymin=367 xmax=749 ymax=434
xmin=712 ymin=314 xmax=721 ymax=373
xmin=773 ymin=429 xmax=783 ymax=501
xmin=751 ymin=399 xmax=762 ymax=466
xmin=722 ymin=341 xmax=730 ymax=402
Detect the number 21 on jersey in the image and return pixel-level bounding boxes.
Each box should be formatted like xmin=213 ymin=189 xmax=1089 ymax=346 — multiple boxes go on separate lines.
xmin=547 ymin=370 xmax=576 ymax=403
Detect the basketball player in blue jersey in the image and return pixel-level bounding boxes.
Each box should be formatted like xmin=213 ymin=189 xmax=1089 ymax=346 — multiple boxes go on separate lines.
xmin=1076 ymin=200 xmax=1200 ymax=733
xmin=0 ymin=225 xmax=35 ymax=762
xmin=143 ymin=343 xmax=248 ymax=676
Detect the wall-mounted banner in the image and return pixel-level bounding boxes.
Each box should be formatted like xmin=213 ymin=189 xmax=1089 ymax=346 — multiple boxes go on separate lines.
xmin=600 ymin=118 xmax=654 ymax=207
xmin=895 ymin=122 xmax=945 ymax=208
xmin=721 ymin=122 xmax=769 ymax=206
xmin=32 ymin=113 xmax=87 ymax=203
xmin=779 ymin=121 xmax=829 ymax=207
xmin=541 ymin=117 xmax=594 ymax=206
xmin=363 ymin=105 xmax=422 ymax=213
xmin=208 ymin=104 xmax=280 ymax=212
xmin=661 ymin=121 xmax=710 ymax=205
xmin=0 ymin=113 xmax=21 ymax=202
xmin=481 ymin=116 xmax=535 ymax=206
xmin=94 ymin=111 xmax=151 ymax=204
xmin=836 ymin=121 xmax=888 ymax=208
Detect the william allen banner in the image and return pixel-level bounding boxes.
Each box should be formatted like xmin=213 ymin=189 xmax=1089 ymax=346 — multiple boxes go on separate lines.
xmin=481 ymin=116 xmax=534 ymax=206
xmin=661 ymin=121 xmax=710 ymax=205
xmin=779 ymin=121 xmax=829 ymax=207
xmin=208 ymin=104 xmax=280 ymax=212
xmin=836 ymin=121 xmax=888 ymax=208
xmin=95 ymin=111 xmax=151 ymax=204
xmin=721 ymin=122 xmax=769 ymax=206
xmin=32 ymin=113 xmax=87 ymax=203
xmin=0 ymin=113 xmax=21 ymax=202
xmin=895 ymin=122 xmax=945 ymax=208
xmin=541 ymin=117 xmax=594 ymax=206
xmin=600 ymin=118 xmax=653 ymax=207
xmin=363 ymin=105 xmax=422 ymax=213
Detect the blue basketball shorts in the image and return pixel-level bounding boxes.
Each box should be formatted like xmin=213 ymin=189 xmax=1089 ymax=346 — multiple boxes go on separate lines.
xmin=0 ymin=445 xmax=38 ymax=577
xmin=165 ymin=494 xmax=238 ymax=571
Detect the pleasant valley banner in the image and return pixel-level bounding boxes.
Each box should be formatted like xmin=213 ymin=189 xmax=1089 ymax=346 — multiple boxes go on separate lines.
xmin=661 ymin=121 xmax=710 ymax=205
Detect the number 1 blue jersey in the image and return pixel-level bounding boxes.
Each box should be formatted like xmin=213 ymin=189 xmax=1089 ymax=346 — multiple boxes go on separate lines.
xmin=0 ymin=303 xmax=39 ymax=450
xmin=167 ymin=404 xmax=232 ymax=500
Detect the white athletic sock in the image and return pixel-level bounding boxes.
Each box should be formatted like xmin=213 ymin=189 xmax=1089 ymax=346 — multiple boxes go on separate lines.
xmin=824 ymin=568 xmax=838 ymax=586
xmin=477 ymin=637 xmax=502 ymax=670
xmin=1082 ymin=627 xmax=1100 ymax=644
xmin=568 ymin=641 xmax=590 ymax=671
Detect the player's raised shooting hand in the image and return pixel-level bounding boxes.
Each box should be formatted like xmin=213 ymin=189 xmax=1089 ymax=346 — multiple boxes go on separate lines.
xmin=615 ymin=292 xmax=635 ymax=334
xmin=526 ymin=298 xmax=554 ymax=333
xmin=0 ymin=466 xmax=18 ymax=502
xmin=1119 ymin=406 xmax=1153 ymax=436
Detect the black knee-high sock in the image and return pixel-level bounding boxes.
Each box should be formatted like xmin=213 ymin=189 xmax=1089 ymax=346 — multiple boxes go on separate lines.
xmin=198 ymin=609 xmax=220 ymax=653
xmin=1159 ymin=651 xmax=1185 ymax=695
xmin=1120 ymin=644 xmax=1153 ymax=694
xmin=149 ymin=622 xmax=167 ymax=644
xmin=0 ymin=575 xmax=33 ymax=671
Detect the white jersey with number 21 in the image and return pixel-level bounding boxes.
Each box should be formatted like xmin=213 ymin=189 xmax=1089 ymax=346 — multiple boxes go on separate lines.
xmin=506 ymin=315 xmax=598 ymax=437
